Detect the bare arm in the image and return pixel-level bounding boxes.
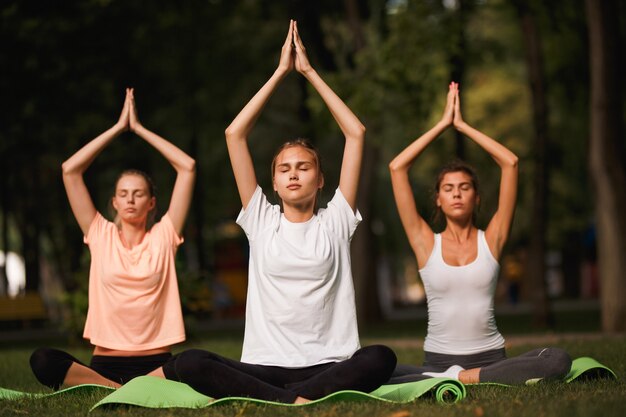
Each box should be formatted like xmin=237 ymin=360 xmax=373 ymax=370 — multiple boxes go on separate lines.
xmin=453 ymin=88 xmax=519 ymax=259
xmin=61 ymin=90 xmax=130 ymax=236
xmin=128 ymin=89 xmax=196 ymax=235
xmin=224 ymin=20 xmax=295 ymax=208
xmin=293 ymin=21 xmax=365 ymax=210
xmin=388 ymin=83 xmax=457 ymax=268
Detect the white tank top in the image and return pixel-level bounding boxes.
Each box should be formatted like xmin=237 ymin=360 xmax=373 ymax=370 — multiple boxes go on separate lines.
xmin=420 ymin=230 xmax=505 ymax=355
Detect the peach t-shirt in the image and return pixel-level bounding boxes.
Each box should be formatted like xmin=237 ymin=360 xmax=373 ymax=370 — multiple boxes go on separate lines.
xmin=82 ymin=212 xmax=186 ymax=351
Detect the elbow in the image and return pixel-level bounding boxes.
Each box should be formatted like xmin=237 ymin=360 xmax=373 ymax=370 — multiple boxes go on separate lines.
xmin=61 ymin=160 xmax=76 ymax=177
xmin=388 ymin=159 xmax=402 ymax=174
xmin=185 ymin=157 xmax=197 ymax=174
xmin=224 ymin=125 xmax=241 ymax=143
xmin=353 ymin=123 xmax=366 ymax=140
xmin=224 ymin=126 xmax=234 ymax=140
xmin=346 ymin=123 xmax=366 ymax=146
xmin=357 ymin=122 xmax=366 ymax=137
xmin=509 ymin=154 xmax=519 ymax=170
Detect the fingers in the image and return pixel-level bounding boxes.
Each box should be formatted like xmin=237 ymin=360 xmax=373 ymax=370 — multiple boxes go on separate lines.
xmin=278 ymin=20 xmax=295 ymax=73
xmin=292 ymin=20 xmax=312 ymax=73
xmin=452 ymin=82 xmax=463 ymax=127
xmin=117 ymin=89 xmax=131 ymax=130
xmin=293 ymin=20 xmax=305 ymax=51
xmin=127 ymin=87 xmax=141 ymax=132
xmin=283 ymin=19 xmax=294 ymax=48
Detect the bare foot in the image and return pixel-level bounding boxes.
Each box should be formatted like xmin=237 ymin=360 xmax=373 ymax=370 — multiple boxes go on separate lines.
xmin=294 ymin=396 xmax=311 ymax=404
xmin=458 ymin=368 xmax=481 ymax=384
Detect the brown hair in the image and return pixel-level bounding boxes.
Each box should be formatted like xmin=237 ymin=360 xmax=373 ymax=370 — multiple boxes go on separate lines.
xmin=109 ymin=169 xmax=157 ymax=229
xmin=270 ymin=138 xmax=323 ymax=211
xmin=433 ymin=159 xmax=480 ymax=226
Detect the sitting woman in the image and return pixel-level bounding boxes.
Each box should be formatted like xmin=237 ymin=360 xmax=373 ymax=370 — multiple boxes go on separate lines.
xmin=169 ymin=20 xmax=396 ymax=403
xmin=388 ymin=82 xmax=571 ymax=385
xmin=30 ymin=88 xmax=195 ymax=389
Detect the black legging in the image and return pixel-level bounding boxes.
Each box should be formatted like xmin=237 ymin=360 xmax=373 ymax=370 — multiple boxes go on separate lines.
xmin=170 ymin=345 xmax=397 ymax=403
xmin=390 ymin=347 xmax=572 ymax=385
xmin=29 ymin=347 xmax=177 ymax=390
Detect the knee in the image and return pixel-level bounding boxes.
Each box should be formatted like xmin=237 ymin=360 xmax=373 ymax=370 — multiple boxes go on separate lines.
xmin=542 ymin=348 xmax=572 ymax=379
xmin=174 ymin=349 xmax=217 ymax=381
xmin=359 ymin=345 xmax=398 ymax=374
xmin=29 ymin=347 xmax=76 ymax=390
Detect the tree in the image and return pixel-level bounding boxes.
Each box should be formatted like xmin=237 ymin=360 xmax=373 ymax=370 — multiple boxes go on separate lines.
xmin=511 ymin=0 xmax=552 ymax=328
xmin=585 ymin=0 xmax=626 ymax=333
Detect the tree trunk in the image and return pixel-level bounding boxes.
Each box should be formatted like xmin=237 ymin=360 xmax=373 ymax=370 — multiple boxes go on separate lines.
xmin=344 ymin=0 xmax=383 ymax=324
xmin=512 ymin=0 xmax=552 ymax=328
xmin=585 ymin=0 xmax=626 ymax=333
xmin=448 ymin=0 xmax=471 ymax=159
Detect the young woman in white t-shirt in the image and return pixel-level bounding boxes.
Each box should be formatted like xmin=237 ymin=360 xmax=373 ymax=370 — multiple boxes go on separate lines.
xmin=30 ymin=88 xmax=195 ymax=389
xmin=171 ymin=20 xmax=396 ymax=404
xmin=388 ymin=82 xmax=571 ymax=385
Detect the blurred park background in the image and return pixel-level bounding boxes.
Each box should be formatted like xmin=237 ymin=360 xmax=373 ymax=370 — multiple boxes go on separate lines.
xmin=1 ymin=0 xmax=625 ymax=344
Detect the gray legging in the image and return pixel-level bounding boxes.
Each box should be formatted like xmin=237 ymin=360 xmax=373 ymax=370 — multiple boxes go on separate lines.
xmin=389 ymin=347 xmax=572 ymax=385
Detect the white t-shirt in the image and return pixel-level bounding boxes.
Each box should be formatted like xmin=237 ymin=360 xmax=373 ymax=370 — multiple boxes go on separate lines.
xmin=420 ymin=230 xmax=505 ymax=355
xmin=236 ymin=186 xmax=362 ymax=367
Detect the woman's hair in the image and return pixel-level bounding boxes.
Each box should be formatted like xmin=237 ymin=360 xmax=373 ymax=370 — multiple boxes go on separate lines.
xmin=109 ymin=169 xmax=157 ymax=229
xmin=432 ymin=159 xmax=480 ymax=226
xmin=270 ymin=138 xmax=323 ymax=210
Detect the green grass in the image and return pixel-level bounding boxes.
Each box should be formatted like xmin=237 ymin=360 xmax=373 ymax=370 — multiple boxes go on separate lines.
xmin=1 ymin=320 xmax=625 ymax=417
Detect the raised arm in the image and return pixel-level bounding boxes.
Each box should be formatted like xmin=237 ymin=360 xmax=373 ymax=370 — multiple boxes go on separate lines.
xmin=224 ymin=20 xmax=295 ymax=208
xmin=128 ymin=89 xmax=196 ymax=235
xmin=293 ymin=21 xmax=365 ymax=210
xmin=388 ymin=83 xmax=457 ymax=268
xmin=61 ymin=90 xmax=130 ymax=236
xmin=452 ymin=87 xmax=519 ymax=259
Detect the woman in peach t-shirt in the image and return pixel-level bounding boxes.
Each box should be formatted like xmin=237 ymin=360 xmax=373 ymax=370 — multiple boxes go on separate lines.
xmin=30 ymin=88 xmax=195 ymax=389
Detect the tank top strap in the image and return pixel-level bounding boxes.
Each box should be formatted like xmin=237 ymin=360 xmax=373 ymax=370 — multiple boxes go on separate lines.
xmin=420 ymin=233 xmax=442 ymax=271
xmin=477 ymin=229 xmax=498 ymax=264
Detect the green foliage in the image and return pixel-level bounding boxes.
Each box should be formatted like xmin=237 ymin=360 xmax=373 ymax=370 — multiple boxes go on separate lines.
xmin=2 ymin=0 xmax=616 ymax=319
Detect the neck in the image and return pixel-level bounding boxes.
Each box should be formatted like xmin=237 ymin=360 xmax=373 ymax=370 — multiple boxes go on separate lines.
xmin=119 ymin=221 xmax=148 ymax=248
xmin=282 ymin=201 xmax=315 ymax=223
xmin=443 ymin=219 xmax=475 ymax=242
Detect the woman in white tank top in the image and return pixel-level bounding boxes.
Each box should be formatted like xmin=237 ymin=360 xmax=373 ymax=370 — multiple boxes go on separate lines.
xmin=388 ymin=82 xmax=571 ymax=385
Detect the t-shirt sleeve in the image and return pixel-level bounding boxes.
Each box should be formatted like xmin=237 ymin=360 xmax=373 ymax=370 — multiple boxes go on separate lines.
xmin=319 ymin=188 xmax=362 ymax=241
xmin=236 ymin=185 xmax=278 ymax=241
xmin=83 ymin=212 xmax=109 ymax=246
xmin=152 ymin=213 xmax=184 ymax=249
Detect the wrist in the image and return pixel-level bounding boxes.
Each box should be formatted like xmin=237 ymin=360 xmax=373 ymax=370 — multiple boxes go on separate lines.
xmin=132 ymin=123 xmax=146 ymax=134
xmin=435 ymin=120 xmax=451 ymax=130
xmin=112 ymin=122 xmax=127 ymax=134
xmin=454 ymin=121 xmax=468 ymax=132
xmin=300 ymin=67 xmax=316 ymax=78
xmin=274 ymin=66 xmax=291 ymax=79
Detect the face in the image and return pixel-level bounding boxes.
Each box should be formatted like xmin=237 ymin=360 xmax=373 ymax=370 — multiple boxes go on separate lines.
xmin=111 ymin=174 xmax=155 ymax=226
xmin=436 ymin=171 xmax=479 ymax=222
xmin=272 ymin=146 xmax=324 ymax=208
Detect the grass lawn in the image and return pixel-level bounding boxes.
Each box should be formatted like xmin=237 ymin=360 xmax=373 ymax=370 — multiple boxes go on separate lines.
xmin=1 ymin=313 xmax=624 ymax=417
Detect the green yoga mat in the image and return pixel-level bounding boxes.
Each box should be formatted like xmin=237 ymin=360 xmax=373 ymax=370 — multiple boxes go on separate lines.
xmin=0 ymin=356 xmax=615 ymax=411
xmin=565 ymin=356 xmax=617 ymax=382
xmin=90 ymin=375 xmax=466 ymax=410
xmin=0 ymin=384 xmax=114 ymax=400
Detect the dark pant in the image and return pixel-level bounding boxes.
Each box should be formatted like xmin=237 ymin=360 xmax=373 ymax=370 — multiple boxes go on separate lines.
xmin=390 ymin=347 xmax=572 ymax=385
xmin=170 ymin=345 xmax=397 ymax=403
xmin=29 ymin=347 xmax=177 ymax=390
